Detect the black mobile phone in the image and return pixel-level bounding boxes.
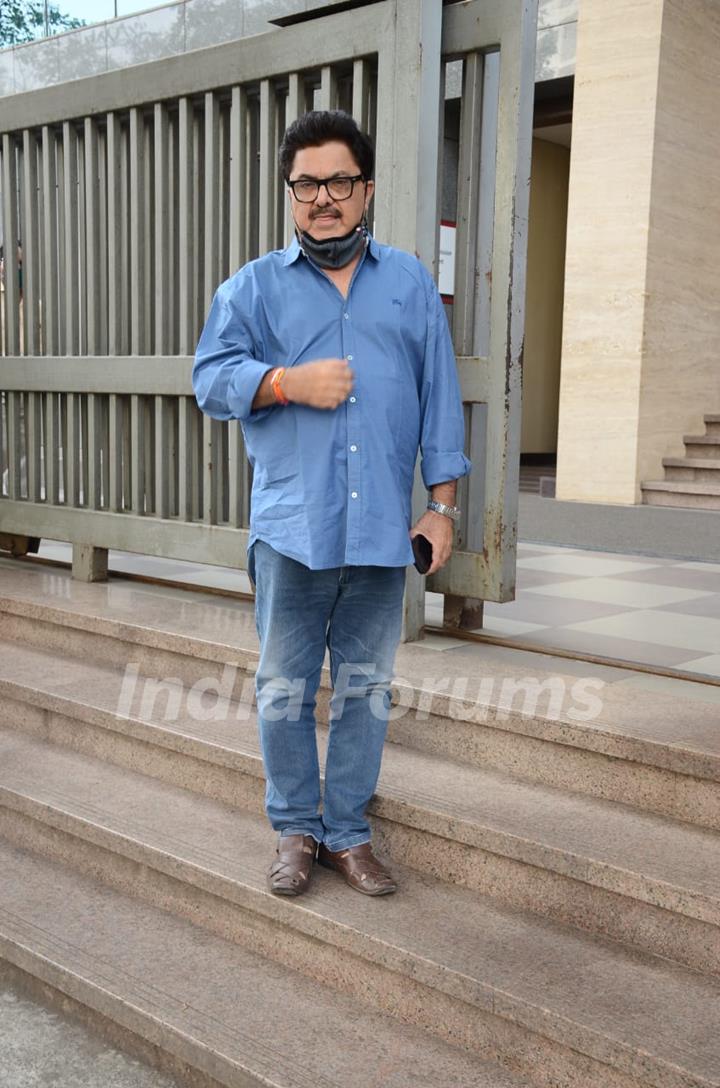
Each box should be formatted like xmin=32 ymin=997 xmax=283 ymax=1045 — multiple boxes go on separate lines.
xmin=411 ymin=533 xmax=433 ymax=574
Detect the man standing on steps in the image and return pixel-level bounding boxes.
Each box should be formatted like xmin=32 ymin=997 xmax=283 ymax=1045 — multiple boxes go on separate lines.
xmin=193 ymin=110 xmax=470 ymax=898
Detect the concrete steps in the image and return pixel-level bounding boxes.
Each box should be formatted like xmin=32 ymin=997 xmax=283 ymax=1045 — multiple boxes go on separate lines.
xmin=1 ymin=638 xmax=720 ymax=974
xmin=4 ymin=644 xmax=720 ymax=979
xmin=662 ymin=457 xmax=720 ymax=483
xmin=642 ymin=480 xmax=720 ymax=510
xmin=684 ymin=435 xmax=720 ymax=459
xmin=0 ymin=840 xmax=529 ymax=1088
xmin=704 ymin=415 xmax=720 ymax=438
xmin=643 ymin=415 xmax=720 ymax=507
xmin=1 ymin=727 xmax=719 ymax=1088
xmin=2 ymin=560 xmax=720 ymax=1086
xmin=2 ymin=576 xmax=720 ymax=833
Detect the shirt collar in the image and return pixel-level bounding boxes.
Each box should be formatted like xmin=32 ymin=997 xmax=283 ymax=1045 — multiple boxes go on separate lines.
xmin=282 ymin=232 xmax=380 ymax=266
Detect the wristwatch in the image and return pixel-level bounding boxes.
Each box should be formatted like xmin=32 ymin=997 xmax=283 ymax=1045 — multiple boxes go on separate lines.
xmin=427 ymin=499 xmax=461 ymax=521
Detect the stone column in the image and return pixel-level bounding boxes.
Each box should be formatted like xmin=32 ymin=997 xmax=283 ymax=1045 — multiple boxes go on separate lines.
xmin=555 ymin=0 xmax=720 ymax=503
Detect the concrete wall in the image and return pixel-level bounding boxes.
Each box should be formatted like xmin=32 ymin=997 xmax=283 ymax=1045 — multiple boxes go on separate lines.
xmin=555 ymin=0 xmax=664 ymax=503
xmin=0 ymin=0 xmax=311 ymax=96
xmin=522 ymin=137 xmax=570 ymax=454
xmin=637 ymin=0 xmax=720 ymax=480
xmin=0 ymin=0 xmax=579 ymax=98
xmin=556 ymin=0 xmax=720 ymax=503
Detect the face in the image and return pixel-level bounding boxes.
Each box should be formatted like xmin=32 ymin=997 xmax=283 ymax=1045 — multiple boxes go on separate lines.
xmin=288 ymin=140 xmax=374 ymax=239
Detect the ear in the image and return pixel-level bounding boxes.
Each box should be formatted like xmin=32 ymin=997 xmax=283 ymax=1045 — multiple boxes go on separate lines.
xmin=364 ymin=178 xmax=375 ymax=209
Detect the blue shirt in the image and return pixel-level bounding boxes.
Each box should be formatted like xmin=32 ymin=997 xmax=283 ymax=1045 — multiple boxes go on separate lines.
xmin=192 ymin=234 xmax=471 ymax=570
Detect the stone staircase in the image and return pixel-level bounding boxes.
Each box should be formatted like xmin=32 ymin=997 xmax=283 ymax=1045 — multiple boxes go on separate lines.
xmin=642 ymin=414 xmax=720 ymax=509
xmin=0 ymin=556 xmax=719 ymax=1088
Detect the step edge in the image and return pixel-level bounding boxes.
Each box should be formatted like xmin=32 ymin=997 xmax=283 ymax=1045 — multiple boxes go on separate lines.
xmin=2 ymin=736 xmax=719 ymax=932
xmin=0 ymin=803 xmax=716 ymax=1088
xmin=641 ymin=481 xmax=720 ymax=495
xmin=3 ymin=650 xmax=720 ymax=788
xmin=0 ymin=922 xmax=358 ymax=1088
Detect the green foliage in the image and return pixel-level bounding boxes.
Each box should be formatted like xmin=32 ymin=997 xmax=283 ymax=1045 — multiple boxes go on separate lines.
xmin=0 ymin=0 xmax=85 ymax=46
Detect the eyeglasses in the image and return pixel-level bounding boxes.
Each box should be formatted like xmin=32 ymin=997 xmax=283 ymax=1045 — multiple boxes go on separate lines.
xmin=287 ymin=174 xmax=365 ymax=203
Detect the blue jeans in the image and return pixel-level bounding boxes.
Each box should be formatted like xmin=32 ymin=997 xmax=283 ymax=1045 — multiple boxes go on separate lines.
xmin=249 ymin=539 xmax=406 ymax=852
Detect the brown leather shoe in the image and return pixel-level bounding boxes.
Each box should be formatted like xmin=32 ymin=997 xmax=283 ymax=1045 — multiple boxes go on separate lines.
xmin=267 ymin=834 xmax=318 ymax=896
xmin=317 ymin=841 xmax=397 ymax=896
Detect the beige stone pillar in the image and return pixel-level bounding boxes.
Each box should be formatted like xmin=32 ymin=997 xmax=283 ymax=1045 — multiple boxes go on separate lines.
xmin=555 ymin=0 xmax=720 ymax=503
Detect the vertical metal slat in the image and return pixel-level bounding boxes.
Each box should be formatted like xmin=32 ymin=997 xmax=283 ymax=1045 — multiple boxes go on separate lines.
xmin=26 ymin=391 xmax=42 ymax=500
xmin=130 ymin=393 xmax=145 ymax=515
xmin=5 ymin=393 xmax=21 ymax=499
xmin=44 ymin=392 xmax=58 ymax=504
xmin=177 ymin=97 xmax=195 ymax=355
xmin=62 ymin=121 xmax=79 ymax=354
xmin=98 ymin=126 xmax=109 ymax=355
xmin=108 ymin=392 xmax=122 ymax=511
xmin=129 ymin=107 xmax=146 ymax=355
xmin=154 ymin=102 xmax=170 ymax=355
xmin=283 ymin=73 xmax=301 ymax=246
xmin=106 ymin=112 xmax=123 ymax=356
xmin=87 ymin=391 xmax=102 ymax=508
xmin=22 ymin=130 xmax=41 ymax=355
xmin=229 ymin=86 xmax=248 ymax=273
xmin=227 ymin=421 xmax=246 ymax=528
xmin=178 ymin=396 xmax=192 ymax=522
xmin=65 ymin=391 xmax=79 ymax=507
xmin=202 ymin=414 xmax=219 ymax=524
xmin=352 ymin=59 xmax=370 ymax=131
xmin=2 ymin=135 xmax=21 ymax=355
xmin=204 ymin=91 xmax=220 ymax=313
xmin=143 ymin=115 xmax=154 ymax=353
xmin=84 ymin=117 xmax=102 ymax=355
xmin=154 ymin=395 xmax=171 ymax=518
xmin=318 ymin=65 xmax=337 ymax=111
xmin=41 ymin=126 xmax=59 ymax=355
xmin=258 ymin=79 xmax=275 ymax=256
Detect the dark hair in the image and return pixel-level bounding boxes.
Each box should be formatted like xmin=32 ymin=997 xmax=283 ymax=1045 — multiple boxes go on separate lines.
xmin=278 ymin=110 xmax=374 ymax=182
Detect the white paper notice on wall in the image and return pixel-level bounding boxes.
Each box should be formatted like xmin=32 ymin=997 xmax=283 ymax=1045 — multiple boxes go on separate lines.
xmin=438 ymin=221 xmax=456 ymax=299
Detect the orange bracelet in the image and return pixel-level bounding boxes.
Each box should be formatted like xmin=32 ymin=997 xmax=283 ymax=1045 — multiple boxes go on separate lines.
xmin=270 ymin=366 xmax=289 ymax=406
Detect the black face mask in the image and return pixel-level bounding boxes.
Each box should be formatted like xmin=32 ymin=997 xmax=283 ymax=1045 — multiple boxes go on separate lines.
xmin=297 ymin=216 xmax=369 ymax=270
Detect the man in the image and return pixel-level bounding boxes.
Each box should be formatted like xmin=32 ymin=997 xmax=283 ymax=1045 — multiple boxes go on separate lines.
xmin=193 ymin=110 xmax=470 ymax=898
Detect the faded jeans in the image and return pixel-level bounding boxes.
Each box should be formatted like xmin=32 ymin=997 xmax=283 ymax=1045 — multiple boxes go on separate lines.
xmin=249 ymin=539 xmax=406 ymax=852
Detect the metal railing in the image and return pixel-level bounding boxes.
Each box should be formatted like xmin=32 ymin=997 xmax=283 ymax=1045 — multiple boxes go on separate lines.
xmin=0 ymin=0 xmax=538 ymax=638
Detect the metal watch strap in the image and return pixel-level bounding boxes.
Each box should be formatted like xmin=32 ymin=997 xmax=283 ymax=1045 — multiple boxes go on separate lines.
xmin=427 ymin=499 xmax=461 ymax=521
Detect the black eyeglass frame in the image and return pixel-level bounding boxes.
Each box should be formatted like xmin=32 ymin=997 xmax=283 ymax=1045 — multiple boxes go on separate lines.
xmin=287 ymin=173 xmax=366 ymax=203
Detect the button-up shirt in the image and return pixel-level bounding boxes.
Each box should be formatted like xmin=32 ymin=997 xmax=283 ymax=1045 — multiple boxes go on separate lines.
xmin=192 ymin=234 xmax=471 ymax=569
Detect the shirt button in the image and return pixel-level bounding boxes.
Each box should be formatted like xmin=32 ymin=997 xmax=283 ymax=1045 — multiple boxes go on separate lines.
xmin=351 ymin=491 xmax=358 ymax=499
xmin=349 ymin=396 xmax=356 ymax=403
xmin=350 ymin=444 xmax=357 ymax=452
xmin=344 ymin=313 xmax=350 ymax=320
xmin=347 ymin=354 xmax=353 ymax=361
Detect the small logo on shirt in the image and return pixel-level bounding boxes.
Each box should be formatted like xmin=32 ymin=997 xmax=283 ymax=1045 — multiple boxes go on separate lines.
xmin=391 ymin=298 xmax=402 ymax=307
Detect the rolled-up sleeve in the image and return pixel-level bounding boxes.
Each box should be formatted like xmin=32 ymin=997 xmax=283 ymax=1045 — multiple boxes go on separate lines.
xmin=193 ymin=278 xmax=276 ymax=423
xmin=418 ymin=276 xmax=472 ymax=488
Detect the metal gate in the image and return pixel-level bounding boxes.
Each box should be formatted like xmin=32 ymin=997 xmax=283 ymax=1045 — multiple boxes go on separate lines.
xmin=0 ymin=0 xmax=537 ymax=640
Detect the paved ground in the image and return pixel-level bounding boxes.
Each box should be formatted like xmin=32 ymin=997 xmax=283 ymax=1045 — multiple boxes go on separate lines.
xmin=1 ymin=972 xmax=183 ymax=1088
xmin=36 ymin=538 xmax=720 ymax=680
xmin=519 ymin=492 xmax=720 ymax=563
xmin=432 ymin=543 xmax=720 ymax=680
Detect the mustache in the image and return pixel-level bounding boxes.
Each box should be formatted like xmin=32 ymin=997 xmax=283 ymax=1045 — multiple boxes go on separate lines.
xmin=311 ymin=209 xmax=340 ymax=218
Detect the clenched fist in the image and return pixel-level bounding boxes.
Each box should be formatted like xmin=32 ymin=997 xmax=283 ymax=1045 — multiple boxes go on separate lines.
xmin=283 ymin=358 xmax=354 ymax=410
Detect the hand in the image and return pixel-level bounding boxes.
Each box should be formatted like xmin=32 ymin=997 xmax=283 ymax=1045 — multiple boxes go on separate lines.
xmin=283 ymin=358 xmax=354 ymax=410
xmin=409 ymin=511 xmax=454 ymax=575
